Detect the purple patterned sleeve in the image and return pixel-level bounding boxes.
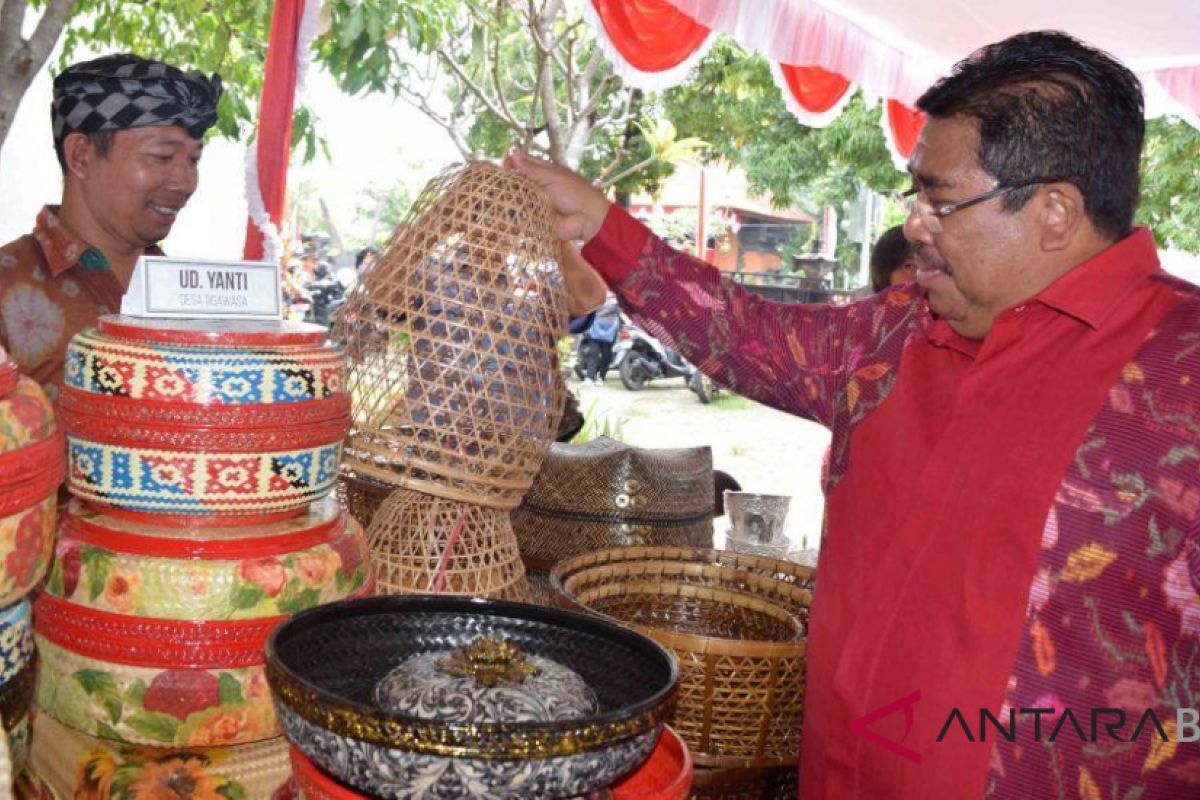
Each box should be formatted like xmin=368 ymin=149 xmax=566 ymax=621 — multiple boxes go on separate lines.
xmin=582 ymin=206 xmax=920 ymax=429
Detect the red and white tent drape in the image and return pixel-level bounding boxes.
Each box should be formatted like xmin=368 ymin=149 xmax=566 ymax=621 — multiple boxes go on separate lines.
xmin=243 ymin=0 xmax=322 ymax=263
xmin=583 ymin=0 xmax=1200 ymax=168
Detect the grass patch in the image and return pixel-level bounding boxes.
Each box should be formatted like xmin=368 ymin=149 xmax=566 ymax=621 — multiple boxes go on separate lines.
xmin=703 ymin=391 xmax=753 ymax=411
xmin=574 ymin=399 xmax=628 ymax=443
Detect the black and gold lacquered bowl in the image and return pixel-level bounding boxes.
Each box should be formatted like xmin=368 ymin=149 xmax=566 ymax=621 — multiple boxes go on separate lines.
xmin=265 ymin=595 xmax=679 ymax=799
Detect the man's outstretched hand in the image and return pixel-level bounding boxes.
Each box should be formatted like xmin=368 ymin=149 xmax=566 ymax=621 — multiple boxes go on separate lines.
xmin=504 ymin=151 xmax=612 ymax=244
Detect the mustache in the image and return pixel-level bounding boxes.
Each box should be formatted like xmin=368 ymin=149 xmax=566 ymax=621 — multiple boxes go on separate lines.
xmin=913 ymin=243 xmax=946 ymax=271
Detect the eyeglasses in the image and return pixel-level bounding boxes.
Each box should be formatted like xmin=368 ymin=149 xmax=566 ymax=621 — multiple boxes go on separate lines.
xmin=902 ymin=178 xmax=1059 ymax=234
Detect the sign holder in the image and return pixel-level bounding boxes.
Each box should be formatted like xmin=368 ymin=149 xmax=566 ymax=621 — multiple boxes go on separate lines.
xmin=120 ymin=256 xmax=283 ymax=320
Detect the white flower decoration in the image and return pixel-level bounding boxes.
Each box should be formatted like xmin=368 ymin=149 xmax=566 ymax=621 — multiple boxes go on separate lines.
xmin=1 ymin=286 xmax=64 ymax=366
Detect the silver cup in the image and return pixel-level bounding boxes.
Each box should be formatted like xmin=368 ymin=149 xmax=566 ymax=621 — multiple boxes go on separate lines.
xmin=724 ymin=491 xmax=792 ymax=546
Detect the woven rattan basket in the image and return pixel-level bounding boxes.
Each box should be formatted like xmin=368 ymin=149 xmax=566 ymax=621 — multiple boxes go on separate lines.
xmin=332 ymin=162 xmax=568 ymax=510
xmin=367 ymin=488 xmax=530 ymax=600
xmin=553 ymin=546 xmax=815 ymax=604
xmin=556 ymin=558 xmax=812 ymax=628
xmin=551 ymin=551 xmax=809 ymax=769
xmin=512 ymin=439 xmax=715 ymax=570
xmin=691 ymin=765 xmax=798 ymax=799
xmin=336 ymin=467 xmax=393 ymax=529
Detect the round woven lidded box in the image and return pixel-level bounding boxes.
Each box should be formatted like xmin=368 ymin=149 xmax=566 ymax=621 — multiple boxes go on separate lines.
xmin=0 ymin=346 xmax=64 ymax=608
xmin=29 ymin=712 xmax=291 ymax=799
xmin=62 ymin=316 xmax=349 ymax=524
xmin=266 ymin=596 xmax=678 ymax=800
xmin=513 ymin=437 xmax=715 ymax=572
xmin=332 ymin=161 xmax=569 ymax=509
xmin=46 ymin=497 xmax=370 ymax=620
xmin=34 ymin=498 xmax=374 ymax=748
xmin=551 ymin=547 xmax=812 ymax=769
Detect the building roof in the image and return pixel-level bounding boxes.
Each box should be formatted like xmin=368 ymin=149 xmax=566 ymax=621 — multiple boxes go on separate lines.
xmin=630 ymin=162 xmax=815 ymax=224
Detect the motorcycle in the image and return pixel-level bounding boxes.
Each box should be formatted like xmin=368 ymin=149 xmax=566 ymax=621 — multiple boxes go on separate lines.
xmin=617 ymin=326 xmax=715 ymax=403
xmin=303 ymin=276 xmax=347 ymax=328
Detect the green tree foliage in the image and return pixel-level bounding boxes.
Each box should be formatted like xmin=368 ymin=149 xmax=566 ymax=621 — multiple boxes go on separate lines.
xmin=1139 ymin=116 xmax=1200 ymax=253
xmin=1 ymin=0 xmax=325 ymax=161
xmin=316 ymin=0 xmax=697 ymax=198
xmin=668 ymin=39 xmax=1200 ymax=254
xmin=664 ymin=39 xmax=906 ymax=215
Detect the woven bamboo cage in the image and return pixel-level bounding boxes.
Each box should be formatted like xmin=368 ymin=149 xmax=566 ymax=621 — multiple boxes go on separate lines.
xmin=550 ymin=548 xmax=811 ymax=769
xmin=367 ymin=488 xmax=530 ymax=601
xmin=331 ymin=162 xmax=569 ymax=510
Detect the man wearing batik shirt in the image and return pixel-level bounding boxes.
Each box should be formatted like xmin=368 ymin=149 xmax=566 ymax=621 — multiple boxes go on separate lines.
xmin=510 ymin=32 xmax=1200 ymax=800
xmin=0 ymin=54 xmax=221 ymax=396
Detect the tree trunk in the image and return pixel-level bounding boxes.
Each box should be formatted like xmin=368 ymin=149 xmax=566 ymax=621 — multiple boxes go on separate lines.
xmin=0 ymin=0 xmax=78 ymax=158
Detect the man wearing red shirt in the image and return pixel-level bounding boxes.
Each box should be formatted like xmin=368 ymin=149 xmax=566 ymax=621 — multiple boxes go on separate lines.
xmin=510 ymin=31 xmax=1200 ymax=799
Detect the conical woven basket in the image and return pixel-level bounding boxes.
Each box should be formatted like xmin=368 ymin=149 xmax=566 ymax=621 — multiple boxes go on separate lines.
xmin=332 ymin=162 xmax=569 ymax=510
xmin=367 ymin=488 xmax=530 ymax=600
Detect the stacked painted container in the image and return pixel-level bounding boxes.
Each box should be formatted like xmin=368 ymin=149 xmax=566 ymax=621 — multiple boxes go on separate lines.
xmin=0 ymin=348 xmax=64 ymax=778
xmin=27 ymin=316 xmax=370 ymax=795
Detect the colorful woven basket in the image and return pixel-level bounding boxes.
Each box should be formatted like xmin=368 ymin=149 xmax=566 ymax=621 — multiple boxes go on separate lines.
xmin=34 ymin=495 xmax=374 ymax=750
xmin=0 ymin=348 xmax=63 ymax=607
xmin=28 ymin=712 xmax=291 ymax=799
xmin=62 ymin=316 xmax=349 ymax=523
xmin=551 ymin=548 xmax=811 ymax=769
xmin=46 ymin=498 xmax=370 ymax=619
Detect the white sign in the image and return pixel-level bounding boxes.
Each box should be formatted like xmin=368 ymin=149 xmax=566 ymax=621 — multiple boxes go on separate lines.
xmin=120 ymin=256 xmax=282 ymax=320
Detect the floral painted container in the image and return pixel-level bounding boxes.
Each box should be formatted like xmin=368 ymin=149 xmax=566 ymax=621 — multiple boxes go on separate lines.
xmin=34 ymin=604 xmax=283 ymax=746
xmin=33 ymin=575 xmax=374 ymax=747
xmin=46 ymin=498 xmax=370 ymax=620
xmin=0 ymin=348 xmax=64 ymax=606
xmin=28 ymin=711 xmax=291 ymax=799
xmin=33 ymin=499 xmax=374 ymax=747
xmin=62 ymin=316 xmax=349 ymax=523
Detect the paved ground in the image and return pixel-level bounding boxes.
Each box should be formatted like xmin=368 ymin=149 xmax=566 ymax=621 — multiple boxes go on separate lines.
xmin=568 ymin=374 xmax=831 ymax=549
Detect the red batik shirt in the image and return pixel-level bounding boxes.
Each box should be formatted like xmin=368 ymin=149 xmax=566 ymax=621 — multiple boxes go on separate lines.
xmin=583 ymin=206 xmax=1200 ymax=799
xmin=0 ymin=206 xmax=139 ymax=398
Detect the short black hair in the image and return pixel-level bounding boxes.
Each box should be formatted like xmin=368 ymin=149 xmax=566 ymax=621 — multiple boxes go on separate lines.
xmin=355 ymin=246 xmax=378 ymax=268
xmin=55 ymin=130 xmax=115 ymax=173
xmin=916 ymin=31 xmax=1144 ymax=240
xmin=870 ymin=226 xmax=914 ymax=292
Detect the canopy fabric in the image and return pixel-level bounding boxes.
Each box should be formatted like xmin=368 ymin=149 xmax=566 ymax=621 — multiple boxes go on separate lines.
xmin=585 ymin=0 xmax=1200 ymax=165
